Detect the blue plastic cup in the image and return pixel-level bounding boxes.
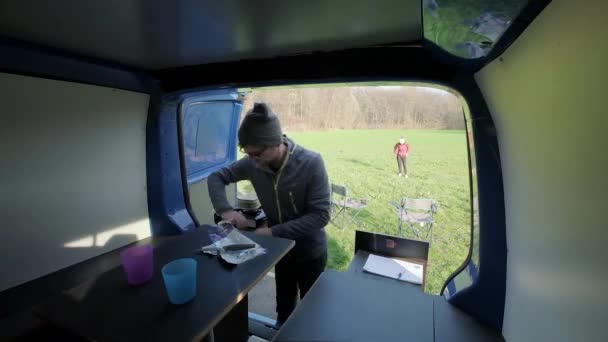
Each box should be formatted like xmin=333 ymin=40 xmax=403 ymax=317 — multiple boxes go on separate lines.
xmin=161 ymin=258 xmax=197 ymax=304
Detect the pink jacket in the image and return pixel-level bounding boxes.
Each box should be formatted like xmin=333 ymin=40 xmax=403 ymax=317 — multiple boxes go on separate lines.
xmin=394 ymin=143 xmax=409 ymax=157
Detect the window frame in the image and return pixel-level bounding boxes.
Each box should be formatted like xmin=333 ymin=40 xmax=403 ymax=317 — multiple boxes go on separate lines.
xmin=177 ymin=97 xmax=241 ymax=185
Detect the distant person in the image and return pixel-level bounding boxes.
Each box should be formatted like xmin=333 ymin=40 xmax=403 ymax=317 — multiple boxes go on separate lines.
xmin=207 ymin=102 xmax=330 ymax=325
xmin=394 ymin=136 xmax=410 ymax=177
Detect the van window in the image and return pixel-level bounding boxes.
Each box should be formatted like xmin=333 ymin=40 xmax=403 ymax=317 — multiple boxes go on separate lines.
xmin=180 ymin=100 xmax=238 ymax=181
xmin=423 ymin=0 xmax=528 ymax=58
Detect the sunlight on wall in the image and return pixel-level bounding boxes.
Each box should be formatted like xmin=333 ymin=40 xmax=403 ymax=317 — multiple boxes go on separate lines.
xmin=64 ymin=236 xmax=96 ymax=248
xmin=64 ymin=218 xmax=151 ymax=248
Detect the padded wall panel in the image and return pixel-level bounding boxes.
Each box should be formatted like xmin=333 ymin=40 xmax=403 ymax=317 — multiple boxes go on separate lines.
xmin=0 ymin=73 xmax=151 ymax=291
xmin=476 ymin=1 xmax=608 ymax=340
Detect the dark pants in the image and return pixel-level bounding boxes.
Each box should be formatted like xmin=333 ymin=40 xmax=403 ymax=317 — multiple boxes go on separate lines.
xmin=275 ymin=251 xmax=327 ymax=323
xmin=397 ymin=155 xmax=407 ymax=174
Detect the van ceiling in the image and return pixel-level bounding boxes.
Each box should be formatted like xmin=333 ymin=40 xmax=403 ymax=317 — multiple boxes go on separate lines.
xmin=0 ymin=0 xmax=422 ymax=70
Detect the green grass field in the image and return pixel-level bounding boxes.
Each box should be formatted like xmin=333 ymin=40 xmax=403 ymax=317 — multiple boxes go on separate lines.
xmin=241 ymin=129 xmax=471 ymax=294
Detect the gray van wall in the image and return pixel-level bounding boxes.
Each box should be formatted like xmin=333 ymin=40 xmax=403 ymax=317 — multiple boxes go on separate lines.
xmin=0 ymin=73 xmax=151 ymax=291
xmin=475 ymin=1 xmax=608 ymax=340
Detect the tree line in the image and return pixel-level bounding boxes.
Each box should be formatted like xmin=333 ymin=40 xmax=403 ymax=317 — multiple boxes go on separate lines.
xmin=241 ymin=86 xmax=464 ymax=131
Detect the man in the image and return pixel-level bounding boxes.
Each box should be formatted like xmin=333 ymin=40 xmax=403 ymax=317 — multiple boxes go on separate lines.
xmin=208 ymin=102 xmax=330 ymax=324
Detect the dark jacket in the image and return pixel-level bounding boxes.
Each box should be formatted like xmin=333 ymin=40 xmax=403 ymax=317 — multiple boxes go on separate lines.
xmin=208 ymin=137 xmax=330 ymax=261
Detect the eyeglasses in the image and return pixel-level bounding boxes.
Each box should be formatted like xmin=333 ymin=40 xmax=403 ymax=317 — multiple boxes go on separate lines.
xmin=239 ymin=146 xmax=268 ymax=158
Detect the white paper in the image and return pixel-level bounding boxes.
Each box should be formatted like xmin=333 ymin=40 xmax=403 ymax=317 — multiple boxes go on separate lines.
xmin=363 ymin=253 xmax=423 ymax=285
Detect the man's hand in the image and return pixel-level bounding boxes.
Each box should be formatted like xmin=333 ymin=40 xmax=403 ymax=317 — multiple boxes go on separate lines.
xmin=254 ymin=227 xmax=273 ymax=236
xmin=220 ymin=210 xmax=250 ymax=229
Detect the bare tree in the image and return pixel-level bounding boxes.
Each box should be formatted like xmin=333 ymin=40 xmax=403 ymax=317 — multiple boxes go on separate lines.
xmin=240 ymin=86 xmax=464 ymax=131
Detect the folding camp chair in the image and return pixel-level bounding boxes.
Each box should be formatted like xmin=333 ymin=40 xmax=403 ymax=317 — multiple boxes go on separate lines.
xmin=330 ymin=184 xmax=368 ymax=229
xmin=390 ymin=198 xmax=438 ymax=240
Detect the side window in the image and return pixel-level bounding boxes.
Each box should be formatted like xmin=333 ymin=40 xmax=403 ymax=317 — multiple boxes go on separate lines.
xmin=180 ymin=99 xmax=240 ymax=183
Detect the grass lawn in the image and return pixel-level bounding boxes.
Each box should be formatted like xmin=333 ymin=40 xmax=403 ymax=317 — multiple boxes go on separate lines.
xmin=240 ymin=129 xmax=471 ymax=294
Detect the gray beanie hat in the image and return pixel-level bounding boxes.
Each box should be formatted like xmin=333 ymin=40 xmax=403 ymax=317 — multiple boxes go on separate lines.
xmin=238 ymin=103 xmax=283 ymax=147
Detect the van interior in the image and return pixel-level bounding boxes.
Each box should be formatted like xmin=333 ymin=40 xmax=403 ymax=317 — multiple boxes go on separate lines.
xmin=1 ymin=0 xmax=606 ymax=341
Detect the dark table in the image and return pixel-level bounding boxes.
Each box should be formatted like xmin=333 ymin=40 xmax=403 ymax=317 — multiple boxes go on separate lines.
xmin=274 ymin=257 xmax=503 ymax=342
xmin=273 ymin=270 xmax=435 ymax=342
xmin=34 ymin=226 xmax=294 ymax=342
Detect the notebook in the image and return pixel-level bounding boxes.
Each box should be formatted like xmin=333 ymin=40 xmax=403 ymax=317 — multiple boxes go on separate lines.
xmin=362 ymin=253 xmax=423 ymax=285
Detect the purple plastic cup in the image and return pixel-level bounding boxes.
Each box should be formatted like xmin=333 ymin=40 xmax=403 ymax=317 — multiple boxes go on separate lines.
xmin=120 ymin=244 xmax=154 ymax=286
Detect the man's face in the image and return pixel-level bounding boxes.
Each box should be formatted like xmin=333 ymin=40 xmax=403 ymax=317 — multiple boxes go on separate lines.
xmin=241 ymin=145 xmax=278 ymax=168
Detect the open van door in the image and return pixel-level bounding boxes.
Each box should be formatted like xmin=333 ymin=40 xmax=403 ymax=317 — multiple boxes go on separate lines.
xmin=177 ymin=89 xmax=243 ymax=226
